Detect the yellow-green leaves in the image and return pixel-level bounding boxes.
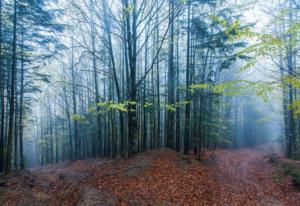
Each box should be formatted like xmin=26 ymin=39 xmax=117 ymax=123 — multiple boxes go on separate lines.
xmin=287 ymin=22 xmax=300 ymax=36
xmin=96 ymin=102 xmax=108 ymax=107
xmin=236 ymin=12 xmax=298 ymax=72
xmin=125 ymin=101 xmax=137 ymax=106
xmin=96 ymin=101 xmax=128 ymax=113
xmin=238 ymin=57 xmax=257 ymax=72
xmin=209 ymin=14 xmax=226 ymax=26
xmin=162 ymin=101 xmax=191 ymax=112
xmin=88 ymin=106 xmax=96 ymax=113
xmin=144 ymin=102 xmax=153 ymax=108
xmin=283 ymin=77 xmax=300 ymax=114
xmin=190 ymin=80 xmax=244 ymax=96
xmin=209 ymin=15 xmax=255 ymax=41
xmin=288 ymin=99 xmax=300 ymax=117
xmin=91 ymin=100 xmax=155 ymax=113
xmin=109 ymin=103 xmax=128 ymax=112
xmin=249 ymin=82 xmax=275 ymax=102
xmin=71 ymin=114 xmax=88 ymax=124
xmin=259 ymin=34 xmax=283 ymax=55
xmin=190 ymin=80 xmax=276 ymax=101
xmin=283 ymin=76 xmax=300 ymax=116
xmin=190 ymin=83 xmax=209 ymax=90
xmin=164 ymin=104 xmax=176 ymax=112
xmin=283 ymin=76 xmax=300 ymax=91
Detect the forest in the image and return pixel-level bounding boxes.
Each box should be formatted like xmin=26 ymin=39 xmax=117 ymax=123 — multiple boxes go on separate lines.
xmin=0 ymin=0 xmax=300 ymax=205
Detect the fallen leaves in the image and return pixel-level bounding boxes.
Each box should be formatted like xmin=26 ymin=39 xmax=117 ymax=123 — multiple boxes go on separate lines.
xmin=85 ymin=149 xmax=220 ymax=206
xmin=1 ymin=146 xmax=300 ymax=206
xmin=215 ymin=148 xmax=300 ymax=206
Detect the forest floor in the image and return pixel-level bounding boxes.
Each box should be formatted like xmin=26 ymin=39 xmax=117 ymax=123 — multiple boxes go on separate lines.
xmin=0 ymin=145 xmax=300 ymax=206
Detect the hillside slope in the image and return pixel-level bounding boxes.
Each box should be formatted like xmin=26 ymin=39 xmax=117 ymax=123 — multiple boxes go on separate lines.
xmin=0 ymin=147 xmax=299 ymax=206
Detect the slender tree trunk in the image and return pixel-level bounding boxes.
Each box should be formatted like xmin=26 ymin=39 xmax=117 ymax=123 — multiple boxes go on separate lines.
xmin=54 ymin=98 xmax=58 ymax=163
xmin=143 ymin=26 xmax=149 ymax=151
xmin=0 ymin=0 xmax=3 ymax=172
xmin=184 ymin=1 xmax=191 ymax=155
xmin=14 ymin=83 xmax=18 ymax=169
xmin=48 ymin=97 xmax=54 ymax=163
xmin=175 ymin=24 xmax=180 ymax=152
xmin=63 ymin=81 xmax=73 ymax=159
xmin=286 ymin=0 xmax=296 ymax=157
xmin=167 ymin=0 xmax=175 ymax=149
xmin=18 ymin=35 xmax=25 ymax=169
xmin=155 ymin=0 xmax=160 ymax=148
xmin=91 ymin=18 xmax=101 ymax=157
xmin=6 ymin=0 xmax=17 ymax=172
xmin=71 ymin=39 xmax=79 ymax=159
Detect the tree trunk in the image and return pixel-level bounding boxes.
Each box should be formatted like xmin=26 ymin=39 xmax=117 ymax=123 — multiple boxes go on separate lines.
xmin=123 ymin=0 xmax=138 ymax=156
xmin=71 ymin=39 xmax=79 ymax=159
xmin=167 ymin=0 xmax=175 ymax=149
xmin=91 ymin=16 xmax=101 ymax=157
xmin=175 ymin=24 xmax=180 ymax=152
xmin=18 ymin=37 xmax=25 ymax=169
xmin=0 ymin=0 xmax=3 ymax=172
xmin=184 ymin=1 xmax=191 ymax=155
xmin=6 ymin=0 xmax=17 ymax=172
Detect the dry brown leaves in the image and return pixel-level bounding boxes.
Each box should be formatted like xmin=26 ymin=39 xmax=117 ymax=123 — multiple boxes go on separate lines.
xmin=2 ymin=146 xmax=300 ymax=206
xmin=85 ymin=149 xmax=220 ymax=206
xmin=215 ymin=148 xmax=300 ymax=206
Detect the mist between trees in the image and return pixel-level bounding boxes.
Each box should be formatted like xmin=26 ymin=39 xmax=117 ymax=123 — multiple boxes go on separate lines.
xmin=0 ymin=0 xmax=299 ymax=171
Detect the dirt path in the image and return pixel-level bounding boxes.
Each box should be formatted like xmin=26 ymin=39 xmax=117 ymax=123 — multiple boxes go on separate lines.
xmin=214 ymin=146 xmax=300 ymax=206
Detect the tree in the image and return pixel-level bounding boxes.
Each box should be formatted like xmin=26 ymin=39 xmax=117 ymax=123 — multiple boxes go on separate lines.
xmin=6 ymin=0 xmax=18 ymax=172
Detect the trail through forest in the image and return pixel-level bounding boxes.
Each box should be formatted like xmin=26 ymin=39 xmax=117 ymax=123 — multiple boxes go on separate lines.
xmin=215 ymin=146 xmax=299 ymax=205
xmin=1 ymin=145 xmax=300 ymax=206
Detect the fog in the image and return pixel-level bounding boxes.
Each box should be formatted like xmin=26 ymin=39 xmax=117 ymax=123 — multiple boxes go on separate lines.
xmin=1 ymin=0 xmax=295 ymax=168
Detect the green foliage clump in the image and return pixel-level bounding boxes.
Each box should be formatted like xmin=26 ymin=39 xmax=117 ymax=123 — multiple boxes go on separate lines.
xmin=209 ymin=15 xmax=254 ymax=41
xmin=283 ymin=76 xmax=300 ymax=116
xmin=108 ymin=103 xmax=128 ymax=112
xmin=288 ymin=99 xmax=300 ymax=116
xmin=283 ymin=75 xmax=300 ymax=90
xmin=190 ymin=80 xmax=276 ymax=101
xmin=164 ymin=104 xmax=176 ymax=112
xmin=144 ymin=102 xmax=153 ymax=108
xmin=162 ymin=101 xmax=191 ymax=112
xmin=71 ymin=114 xmax=88 ymax=124
xmin=190 ymin=83 xmax=209 ymax=91
xmin=96 ymin=101 xmax=128 ymax=112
